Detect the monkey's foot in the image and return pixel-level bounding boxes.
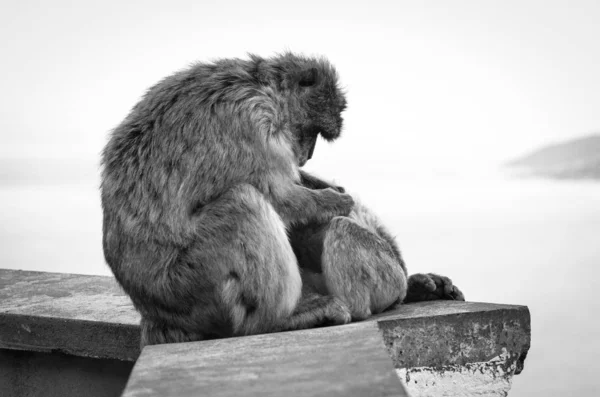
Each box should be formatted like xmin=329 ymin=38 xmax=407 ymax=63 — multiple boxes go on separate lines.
xmin=303 ymin=294 xmax=352 ymax=326
xmin=320 ymin=295 xmax=353 ymax=326
xmin=404 ymin=273 xmax=465 ymax=303
xmin=279 ymin=294 xmax=351 ymax=332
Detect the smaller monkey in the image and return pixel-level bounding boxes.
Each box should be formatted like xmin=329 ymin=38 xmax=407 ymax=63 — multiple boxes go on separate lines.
xmin=290 ymin=178 xmax=464 ymax=320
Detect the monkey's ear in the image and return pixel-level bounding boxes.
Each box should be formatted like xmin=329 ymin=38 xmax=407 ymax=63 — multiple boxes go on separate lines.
xmin=298 ymin=67 xmax=318 ymax=87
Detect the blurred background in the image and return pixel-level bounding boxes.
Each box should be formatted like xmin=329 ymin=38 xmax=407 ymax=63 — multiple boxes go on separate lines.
xmin=1 ymin=1 xmax=599 ymax=395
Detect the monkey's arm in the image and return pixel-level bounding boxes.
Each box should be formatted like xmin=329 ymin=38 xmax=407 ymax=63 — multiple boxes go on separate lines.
xmin=403 ymin=273 xmax=465 ymax=303
xmin=272 ymin=184 xmax=354 ymax=226
xmin=299 ymin=170 xmax=345 ymax=193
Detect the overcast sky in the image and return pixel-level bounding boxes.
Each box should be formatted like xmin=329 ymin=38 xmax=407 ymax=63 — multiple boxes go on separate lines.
xmin=1 ymin=0 xmax=599 ymax=182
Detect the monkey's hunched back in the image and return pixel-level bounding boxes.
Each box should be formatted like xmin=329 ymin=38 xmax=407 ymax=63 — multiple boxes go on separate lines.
xmin=101 ymin=53 xmax=354 ymax=346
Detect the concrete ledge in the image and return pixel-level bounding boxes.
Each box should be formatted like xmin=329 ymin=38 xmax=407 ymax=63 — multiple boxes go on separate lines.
xmin=0 ymin=269 xmax=531 ymax=396
xmin=376 ymin=302 xmax=530 ymax=396
xmin=0 ymin=269 xmax=140 ymax=361
xmin=123 ymin=303 xmax=530 ymax=397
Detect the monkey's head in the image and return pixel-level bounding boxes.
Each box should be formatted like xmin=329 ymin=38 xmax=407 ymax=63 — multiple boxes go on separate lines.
xmin=256 ymin=53 xmax=348 ymax=167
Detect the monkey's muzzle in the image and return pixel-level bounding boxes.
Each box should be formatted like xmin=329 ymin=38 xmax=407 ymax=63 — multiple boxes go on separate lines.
xmin=298 ymin=137 xmax=317 ymax=167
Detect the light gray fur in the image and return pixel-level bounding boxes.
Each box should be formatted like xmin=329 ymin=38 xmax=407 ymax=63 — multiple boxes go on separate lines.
xmin=291 ymin=190 xmax=465 ymax=321
xmin=101 ymin=53 xmax=354 ymax=347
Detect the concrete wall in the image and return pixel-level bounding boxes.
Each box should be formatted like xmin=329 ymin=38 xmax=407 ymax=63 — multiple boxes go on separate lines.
xmin=0 ymin=349 xmax=133 ymax=397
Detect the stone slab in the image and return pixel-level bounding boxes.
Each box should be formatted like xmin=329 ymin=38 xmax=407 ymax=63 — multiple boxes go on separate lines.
xmin=0 ymin=269 xmax=140 ymax=360
xmin=0 ymin=267 xmax=531 ymax=396
xmin=376 ymin=301 xmax=531 ymax=396
xmin=376 ymin=301 xmax=530 ymax=370
xmin=122 ymin=322 xmax=408 ymax=397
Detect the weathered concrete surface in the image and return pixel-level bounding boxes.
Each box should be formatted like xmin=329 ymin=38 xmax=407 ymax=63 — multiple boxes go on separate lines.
xmin=122 ymin=322 xmax=408 ymax=397
xmin=375 ymin=301 xmax=531 ymax=396
xmin=0 ymin=269 xmax=140 ymax=360
xmin=0 ymin=349 xmax=133 ymax=397
xmin=1 ymin=269 xmax=531 ymax=396
xmin=396 ymin=361 xmax=514 ymax=397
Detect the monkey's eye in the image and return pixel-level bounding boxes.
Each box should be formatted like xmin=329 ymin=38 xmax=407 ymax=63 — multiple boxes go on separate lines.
xmin=298 ymin=67 xmax=318 ymax=87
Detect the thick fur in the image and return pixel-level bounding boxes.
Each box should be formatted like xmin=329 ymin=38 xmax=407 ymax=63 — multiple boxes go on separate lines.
xmin=291 ymin=198 xmax=408 ymax=320
xmin=101 ymin=53 xmax=355 ymax=347
xmin=290 ymin=181 xmax=465 ymax=321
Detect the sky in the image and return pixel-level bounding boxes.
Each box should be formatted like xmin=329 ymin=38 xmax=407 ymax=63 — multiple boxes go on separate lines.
xmin=1 ymin=0 xmax=599 ymax=184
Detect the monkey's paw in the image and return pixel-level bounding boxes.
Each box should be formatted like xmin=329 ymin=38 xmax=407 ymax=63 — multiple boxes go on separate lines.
xmin=323 ymin=188 xmax=354 ymax=217
xmin=404 ymin=273 xmax=465 ymax=303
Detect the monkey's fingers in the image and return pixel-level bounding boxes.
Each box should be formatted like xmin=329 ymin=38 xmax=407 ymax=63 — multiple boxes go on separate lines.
xmin=428 ymin=273 xmax=454 ymax=296
xmin=405 ymin=273 xmax=466 ymax=303
xmin=427 ymin=273 xmax=466 ymax=301
xmin=404 ymin=273 xmax=437 ymax=303
xmin=449 ymin=285 xmax=466 ymax=301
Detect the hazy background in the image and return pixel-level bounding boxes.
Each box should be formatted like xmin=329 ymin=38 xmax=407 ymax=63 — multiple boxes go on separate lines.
xmin=1 ymin=1 xmax=599 ymax=395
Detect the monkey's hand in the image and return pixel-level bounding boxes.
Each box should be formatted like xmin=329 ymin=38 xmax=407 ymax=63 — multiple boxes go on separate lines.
xmin=274 ymin=185 xmax=353 ymax=226
xmin=404 ymin=273 xmax=465 ymax=303
xmin=299 ymin=170 xmax=345 ymax=193
xmin=320 ymin=188 xmax=354 ymax=218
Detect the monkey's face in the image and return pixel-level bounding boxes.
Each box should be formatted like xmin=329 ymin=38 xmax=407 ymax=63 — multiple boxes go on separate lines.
xmin=294 ymin=127 xmax=319 ymax=167
xmin=283 ymin=60 xmax=347 ymax=167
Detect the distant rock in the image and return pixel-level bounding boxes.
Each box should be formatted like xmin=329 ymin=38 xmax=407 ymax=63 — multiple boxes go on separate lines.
xmin=506 ymin=134 xmax=600 ymax=180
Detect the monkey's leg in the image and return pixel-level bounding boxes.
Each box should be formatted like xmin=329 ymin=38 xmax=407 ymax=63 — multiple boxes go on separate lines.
xmin=404 ymin=273 xmax=465 ymax=303
xmin=134 ymin=184 xmax=353 ymax=347
xmin=321 ymin=217 xmax=407 ymax=321
xmin=190 ymin=184 xmax=350 ymax=337
xmin=126 ymin=183 xmax=304 ymax=347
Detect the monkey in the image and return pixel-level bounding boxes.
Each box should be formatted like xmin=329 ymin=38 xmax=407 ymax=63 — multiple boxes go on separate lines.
xmin=290 ymin=180 xmax=465 ymax=321
xmin=101 ymin=53 xmax=356 ymax=347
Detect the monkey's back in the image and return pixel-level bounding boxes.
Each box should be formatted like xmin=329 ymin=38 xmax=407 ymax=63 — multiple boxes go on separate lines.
xmin=100 ymin=53 xmax=349 ymax=344
xmin=101 ymin=59 xmax=298 ymax=242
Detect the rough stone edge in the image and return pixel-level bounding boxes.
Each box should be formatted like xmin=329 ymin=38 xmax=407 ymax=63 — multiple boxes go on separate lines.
xmin=375 ymin=303 xmax=531 ymax=397
xmin=375 ymin=304 xmax=531 ymax=369
xmin=0 ymin=312 xmax=140 ymax=361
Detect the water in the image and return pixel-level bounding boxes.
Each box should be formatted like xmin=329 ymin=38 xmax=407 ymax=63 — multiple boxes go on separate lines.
xmin=1 ymin=175 xmax=598 ymax=396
